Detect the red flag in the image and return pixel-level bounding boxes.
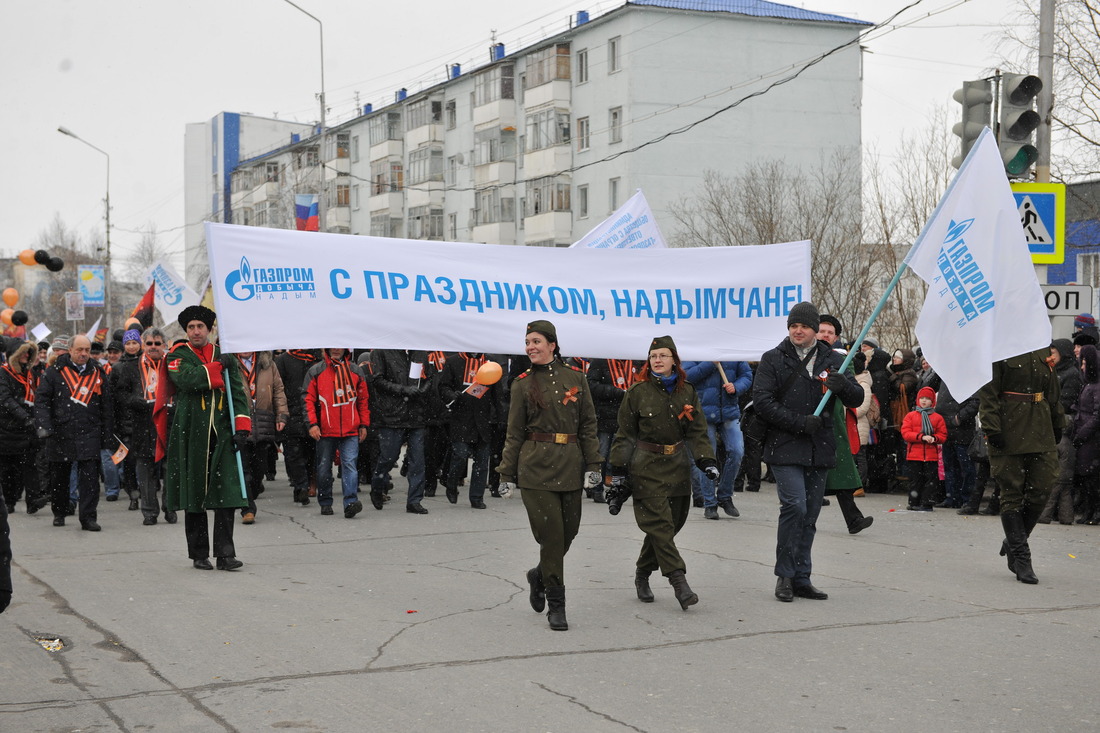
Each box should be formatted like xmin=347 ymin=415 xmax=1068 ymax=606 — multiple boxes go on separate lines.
xmin=129 ymin=283 xmax=155 ymax=329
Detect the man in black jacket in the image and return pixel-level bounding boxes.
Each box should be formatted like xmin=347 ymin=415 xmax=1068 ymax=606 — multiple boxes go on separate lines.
xmin=368 ymin=349 xmax=436 ymax=514
xmin=754 ymin=302 xmax=863 ymax=602
xmin=438 ymin=353 xmax=502 ymax=509
xmin=934 ymin=376 xmax=979 ymax=511
xmin=35 ymin=335 xmax=114 ymax=531
xmin=586 ymin=357 xmax=642 ymax=503
xmin=276 ymin=349 xmax=320 ymax=506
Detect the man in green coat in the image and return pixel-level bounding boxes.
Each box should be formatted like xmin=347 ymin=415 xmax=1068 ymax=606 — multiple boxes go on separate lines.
xmin=978 ymin=348 xmax=1063 ymax=584
xmin=155 ymin=305 xmax=251 ymax=571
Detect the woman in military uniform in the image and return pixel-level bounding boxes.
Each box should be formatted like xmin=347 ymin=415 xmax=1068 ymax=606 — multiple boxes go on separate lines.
xmin=609 ymin=336 xmax=717 ymax=609
xmin=496 ymin=320 xmax=601 ymax=631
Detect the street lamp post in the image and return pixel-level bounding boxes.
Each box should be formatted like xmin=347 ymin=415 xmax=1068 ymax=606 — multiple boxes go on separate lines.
xmin=282 ymin=0 xmax=327 ymax=231
xmin=58 ymin=126 xmax=112 ymax=331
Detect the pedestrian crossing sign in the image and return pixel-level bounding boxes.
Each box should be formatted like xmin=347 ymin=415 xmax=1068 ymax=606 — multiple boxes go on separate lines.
xmin=1011 ymin=182 xmax=1065 ymax=265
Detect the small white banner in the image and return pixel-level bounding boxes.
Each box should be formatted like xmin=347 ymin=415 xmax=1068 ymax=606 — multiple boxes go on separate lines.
xmin=146 ymin=260 xmax=201 ymax=327
xmin=206 ymin=223 xmax=810 ymax=361
xmin=571 ymin=190 xmax=667 ymax=249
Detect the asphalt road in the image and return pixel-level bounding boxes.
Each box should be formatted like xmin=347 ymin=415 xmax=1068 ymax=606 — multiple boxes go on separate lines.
xmin=2 ymin=475 xmax=1098 ymax=733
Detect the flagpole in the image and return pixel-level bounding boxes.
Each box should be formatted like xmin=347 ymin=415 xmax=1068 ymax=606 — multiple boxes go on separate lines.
xmin=223 ymin=362 xmax=249 ymax=501
xmin=812 ymin=127 xmax=993 ymax=416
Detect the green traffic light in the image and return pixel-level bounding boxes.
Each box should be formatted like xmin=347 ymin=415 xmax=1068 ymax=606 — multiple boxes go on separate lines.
xmin=1004 ymin=144 xmax=1039 ymax=177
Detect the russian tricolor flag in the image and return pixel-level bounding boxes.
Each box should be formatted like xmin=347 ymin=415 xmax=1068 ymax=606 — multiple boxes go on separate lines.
xmin=295 ymin=194 xmax=319 ymax=231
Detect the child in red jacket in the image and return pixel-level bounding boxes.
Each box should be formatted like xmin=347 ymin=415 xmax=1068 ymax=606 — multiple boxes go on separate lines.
xmin=901 ymin=386 xmax=948 ymax=511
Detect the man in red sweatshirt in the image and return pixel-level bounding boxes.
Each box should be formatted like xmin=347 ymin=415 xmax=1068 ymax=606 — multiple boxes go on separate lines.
xmin=304 ymin=348 xmax=370 ymax=518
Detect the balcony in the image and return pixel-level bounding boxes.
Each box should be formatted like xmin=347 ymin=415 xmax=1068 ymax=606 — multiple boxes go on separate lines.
xmin=523 ymin=212 xmax=572 ymax=245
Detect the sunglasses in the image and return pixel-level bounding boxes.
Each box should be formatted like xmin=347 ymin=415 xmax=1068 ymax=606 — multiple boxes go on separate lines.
xmin=144 ymin=341 xmax=163 ymax=346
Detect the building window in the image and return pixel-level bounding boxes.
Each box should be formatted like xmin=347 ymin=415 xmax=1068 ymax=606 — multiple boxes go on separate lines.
xmin=352 ymin=135 xmax=360 ymax=162
xmin=446 ymin=156 xmax=459 ymax=186
xmin=576 ymin=117 xmax=590 ymax=151
xmin=406 ymin=98 xmax=443 ymax=131
xmin=609 ymin=177 xmax=620 ymax=211
xmin=448 ymin=212 xmax=457 ymax=240
xmin=445 ymin=100 xmax=457 ymax=130
xmin=577 ymin=184 xmax=589 ymax=219
xmin=331 ymin=179 xmax=350 ymax=206
xmin=474 ymin=127 xmax=517 ymax=165
xmin=368 ymin=111 xmax=402 ymax=145
xmin=295 ymin=147 xmax=319 ymax=169
xmin=526 ymin=43 xmax=571 ymax=88
xmin=474 ymin=188 xmax=515 ymax=225
xmin=1079 ymin=253 xmax=1100 ymax=286
xmin=370 ymin=158 xmax=403 ymax=194
xmin=329 ymin=131 xmax=350 ymax=160
xmin=609 ymin=107 xmax=622 ymax=144
xmin=474 ymin=63 xmax=515 ymax=106
xmin=407 ymin=145 xmax=443 ymax=185
xmin=525 ymin=176 xmax=571 ymax=216
xmin=608 ymin=36 xmax=621 ymax=73
xmin=408 ymin=205 xmax=443 ymax=240
xmin=370 ymin=213 xmax=402 ymax=238
xmin=525 ymin=108 xmax=571 ymax=152
xmin=265 ymin=162 xmax=281 ymax=183
xmin=353 ymin=184 xmax=361 ymax=210
xmin=576 ymin=48 xmax=588 ymax=84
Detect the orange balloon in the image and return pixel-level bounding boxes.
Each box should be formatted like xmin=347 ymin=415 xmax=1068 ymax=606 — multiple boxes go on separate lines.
xmin=476 ymin=361 xmax=503 ymax=385
xmin=1 ymin=288 xmax=17 ymax=308
xmin=18 ymin=249 xmax=37 ymax=267
xmin=125 ymin=317 xmax=142 ymax=330
xmin=0 ymin=309 xmax=12 ymax=326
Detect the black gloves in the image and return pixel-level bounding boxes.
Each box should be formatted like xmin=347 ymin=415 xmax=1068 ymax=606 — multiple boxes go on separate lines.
xmin=824 ymin=372 xmax=848 ymax=393
xmin=219 ymin=354 xmax=236 ymax=370
xmin=803 ymin=414 xmax=824 ymax=435
xmin=399 ymin=384 xmax=420 ymax=397
xmin=986 ymin=433 xmax=1005 ymax=451
xmin=232 ymin=430 xmax=250 ymax=451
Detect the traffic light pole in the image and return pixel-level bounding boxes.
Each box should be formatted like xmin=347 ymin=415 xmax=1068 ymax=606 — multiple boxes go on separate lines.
xmin=1035 ymin=0 xmax=1054 ymax=185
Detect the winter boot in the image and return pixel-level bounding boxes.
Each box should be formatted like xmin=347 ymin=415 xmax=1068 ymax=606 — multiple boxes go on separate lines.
xmin=635 ymin=569 xmax=655 ymax=603
xmin=981 ymin=491 xmax=1001 ymax=516
xmin=545 ymin=587 xmax=568 ymax=630
xmin=526 ymin=567 xmax=546 ymax=612
xmin=1001 ymin=511 xmax=1038 ymax=584
xmin=668 ymin=569 xmax=698 ymax=610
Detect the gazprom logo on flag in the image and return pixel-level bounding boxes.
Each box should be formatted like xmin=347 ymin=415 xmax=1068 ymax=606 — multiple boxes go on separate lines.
xmin=225 ymin=257 xmax=316 ymax=302
xmin=934 ymin=218 xmax=995 ymax=324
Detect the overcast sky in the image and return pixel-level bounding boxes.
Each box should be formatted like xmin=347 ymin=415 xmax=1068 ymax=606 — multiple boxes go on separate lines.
xmin=2 ymin=0 xmax=1014 ymax=276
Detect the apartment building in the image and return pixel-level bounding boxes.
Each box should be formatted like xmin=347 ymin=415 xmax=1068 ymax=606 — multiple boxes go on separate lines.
xmin=185 ymin=0 xmax=869 ymax=283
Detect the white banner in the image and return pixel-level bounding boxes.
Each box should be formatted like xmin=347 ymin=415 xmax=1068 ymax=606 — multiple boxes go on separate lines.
xmin=206 ymin=223 xmax=810 ymax=360
xmin=571 ymin=189 xmax=667 ymax=249
xmin=85 ymin=315 xmax=102 ymax=341
xmin=146 ymin=260 xmax=201 ymax=327
xmin=906 ymin=127 xmax=1051 ymax=400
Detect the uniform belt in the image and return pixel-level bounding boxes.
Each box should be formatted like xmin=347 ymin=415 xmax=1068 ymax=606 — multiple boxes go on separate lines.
xmin=1000 ymin=391 xmax=1044 ymax=403
xmin=637 ymin=440 xmax=683 ymax=455
xmin=527 ymin=432 xmax=578 ymax=444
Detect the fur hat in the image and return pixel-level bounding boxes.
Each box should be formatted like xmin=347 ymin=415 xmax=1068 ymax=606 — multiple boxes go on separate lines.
xmin=178 ymin=304 xmax=216 ymax=330
xmin=818 ymin=313 xmax=842 ymax=337
xmin=787 ymin=301 xmax=820 ymax=331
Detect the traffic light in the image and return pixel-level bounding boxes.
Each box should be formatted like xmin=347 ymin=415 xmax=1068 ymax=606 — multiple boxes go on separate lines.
xmin=998 ymin=73 xmax=1042 ymax=178
xmin=951 ymin=79 xmax=992 ymax=169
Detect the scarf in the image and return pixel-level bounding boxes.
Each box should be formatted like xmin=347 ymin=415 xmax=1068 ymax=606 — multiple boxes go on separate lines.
xmin=329 ymin=358 xmax=356 ymax=406
xmin=1 ymin=363 xmax=35 ymax=405
xmin=59 ymin=362 xmax=102 ymax=406
xmin=608 ymin=359 xmax=637 ymax=391
xmin=139 ymin=354 xmax=160 ymax=402
xmin=659 ymin=373 xmax=678 ymax=394
xmin=918 ymin=405 xmax=936 ymax=436
xmin=287 ymin=349 xmax=316 ymax=363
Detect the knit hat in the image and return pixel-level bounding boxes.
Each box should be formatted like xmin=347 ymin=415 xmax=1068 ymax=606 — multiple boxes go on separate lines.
xmin=123 ymin=328 xmax=142 ymax=344
xmin=648 ymin=335 xmax=680 ymax=363
xmin=1074 ymin=313 xmax=1096 ymax=331
xmin=107 ymin=340 xmax=123 ymax=353
xmin=819 ymin=314 xmax=842 ymax=337
xmin=178 ymin=304 xmax=216 ymax=330
xmin=917 ymin=386 xmax=937 ymax=406
xmin=50 ymin=335 xmax=71 ymax=352
xmin=861 ymin=337 xmax=879 ymax=350
xmin=526 ymin=319 xmax=557 ymax=344
xmin=787 ymin=301 xmax=820 ymax=331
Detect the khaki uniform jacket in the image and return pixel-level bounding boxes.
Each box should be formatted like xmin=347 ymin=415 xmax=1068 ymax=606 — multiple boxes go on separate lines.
xmin=978 ymin=349 xmax=1063 ymax=456
xmin=609 ymin=374 xmax=714 ymax=499
xmin=496 ymin=359 xmax=601 ymax=491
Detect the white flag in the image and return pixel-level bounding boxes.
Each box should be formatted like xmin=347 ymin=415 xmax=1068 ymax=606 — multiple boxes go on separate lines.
xmin=146 ymin=260 xmax=201 ymax=327
xmin=571 ymin=189 xmax=667 ymax=249
xmin=84 ymin=316 xmax=102 ymax=341
xmin=905 ymin=127 xmax=1050 ymax=400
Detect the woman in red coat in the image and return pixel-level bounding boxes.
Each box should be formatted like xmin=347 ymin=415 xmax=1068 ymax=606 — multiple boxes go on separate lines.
xmin=901 ymin=386 xmax=948 ymax=511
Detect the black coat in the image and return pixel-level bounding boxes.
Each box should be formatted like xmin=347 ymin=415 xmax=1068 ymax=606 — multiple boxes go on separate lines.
xmin=752 ymin=338 xmax=863 ymax=468
xmin=587 ymin=358 xmax=642 ymax=434
xmin=34 ymin=355 xmax=113 ymax=462
xmin=368 ymin=349 xmax=435 ymax=428
xmin=935 ymin=382 xmax=979 ymax=446
xmin=109 ymin=352 xmax=139 ymax=438
xmin=112 ymin=355 xmax=160 ymax=460
xmin=0 ymin=341 xmax=37 ymax=456
xmin=275 ymin=350 xmax=320 ymax=437
xmin=438 ymin=353 xmax=502 ymax=444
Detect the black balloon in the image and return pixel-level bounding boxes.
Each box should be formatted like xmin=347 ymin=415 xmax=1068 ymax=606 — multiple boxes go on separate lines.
xmin=34 ymin=249 xmax=50 ymax=265
xmin=11 ymin=310 xmax=27 ymax=326
xmin=46 ymin=257 xmax=64 ymax=272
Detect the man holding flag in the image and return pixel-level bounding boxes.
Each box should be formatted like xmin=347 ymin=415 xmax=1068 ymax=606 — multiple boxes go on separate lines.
xmin=156 ymin=305 xmax=251 ymax=571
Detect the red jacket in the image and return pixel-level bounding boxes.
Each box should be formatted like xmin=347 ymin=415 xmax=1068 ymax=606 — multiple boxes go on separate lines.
xmin=304 ymin=352 xmax=370 ymax=438
xmin=900 ymin=409 xmax=947 ymax=461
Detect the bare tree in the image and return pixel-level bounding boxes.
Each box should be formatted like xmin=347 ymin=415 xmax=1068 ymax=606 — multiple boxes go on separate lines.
xmin=121 ymin=223 xmax=175 ymax=283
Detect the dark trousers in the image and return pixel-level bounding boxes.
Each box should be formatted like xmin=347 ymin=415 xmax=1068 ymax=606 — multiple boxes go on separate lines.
xmin=942 ymin=440 xmax=975 ymax=506
xmin=487 ymin=422 xmax=507 ymax=491
xmin=448 ymin=439 xmax=490 ymax=503
xmin=424 ymin=424 xmax=448 ymax=492
xmin=50 ymin=459 xmax=99 ymax=523
xmin=373 ymin=427 xmax=425 ymax=505
xmin=0 ymin=453 xmax=34 ymax=509
xmin=136 ymin=455 xmax=164 ymax=520
xmin=908 ymin=460 xmax=939 ymax=508
xmin=521 ymin=488 xmax=582 ymax=588
xmin=238 ymin=442 xmax=267 ymax=515
xmin=772 ymin=465 xmax=826 ymax=582
xmin=119 ymin=448 xmax=138 ymax=500
xmin=989 ymin=451 xmax=1058 ymax=515
xmin=283 ymin=435 xmax=315 ymax=491
xmin=735 ymin=438 xmax=763 ymax=491
xmin=834 ymin=489 xmax=865 ymax=528
xmin=184 ymin=508 xmax=236 ymax=560
xmin=634 ymin=494 xmax=691 ymax=576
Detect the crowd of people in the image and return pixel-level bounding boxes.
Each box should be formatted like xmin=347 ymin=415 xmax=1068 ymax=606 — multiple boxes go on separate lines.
xmin=0 ymin=301 xmax=1084 ymax=624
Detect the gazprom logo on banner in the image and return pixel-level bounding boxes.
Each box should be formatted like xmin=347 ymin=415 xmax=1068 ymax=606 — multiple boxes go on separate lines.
xmin=225 ymin=257 xmax=317 ymax=302
xmin=934 ymin=218 xmax=995 ymax=324
xmin=150 ymin=263 xmax=186 ymax=306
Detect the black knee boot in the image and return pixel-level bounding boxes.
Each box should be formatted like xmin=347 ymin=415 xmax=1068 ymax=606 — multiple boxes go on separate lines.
xmin=1001 ymin=511 xmax=1037 ymax=584
xmin=545 ymin=587 xmax=568 ymax=630
xmin=668 ymin=569 xmax=698 ymax=610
